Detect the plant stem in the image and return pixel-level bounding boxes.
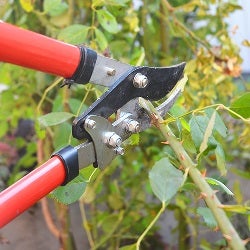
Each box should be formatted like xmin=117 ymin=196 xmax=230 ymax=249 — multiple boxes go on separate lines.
xmin=136 ymin=202 xmax=166 ymax=250
xmin=79 ymin=202 xmax=95 ymax=248
xmin=139 ymin=98 xmax=246 ymax=250
xmin=36 ymin=77 xmax=63 ymax=115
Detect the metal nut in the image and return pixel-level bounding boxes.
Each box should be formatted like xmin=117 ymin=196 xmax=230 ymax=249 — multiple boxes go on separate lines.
xmin=133 ymin=73 xmax=148 ymax=88
xmin=124 ymin=119 xmax=140 ymax=133
xmin=85 ymin=119 xmax=96 ymax=129
xmin=114 ymin=147 xmax=125 ymax=155
xmin=104 ymin=132 xmax=122 ymax=148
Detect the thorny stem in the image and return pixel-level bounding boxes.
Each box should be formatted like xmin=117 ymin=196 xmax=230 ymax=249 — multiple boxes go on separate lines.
xmin=136 ymin=202 xmax=166 ymax=250
xmin=139 ymin=98 xmax=246 ymax=250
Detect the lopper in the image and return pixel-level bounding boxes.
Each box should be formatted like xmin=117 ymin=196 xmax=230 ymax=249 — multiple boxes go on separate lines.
xmin=0 ymin=21 xmax=185 ymax=227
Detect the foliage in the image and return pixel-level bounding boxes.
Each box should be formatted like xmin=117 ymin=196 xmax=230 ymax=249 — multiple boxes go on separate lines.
xmin=0 ymin=0 xmax=250 ymax=249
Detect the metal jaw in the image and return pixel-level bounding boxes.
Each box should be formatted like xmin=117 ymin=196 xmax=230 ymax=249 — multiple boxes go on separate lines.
xmin=62 ymin=49 xmax=186 ymax=170
xmin=76 ymin=86 xmax=182 ymax=170
xmin=72 ymin=62 xmax=186 ymax=140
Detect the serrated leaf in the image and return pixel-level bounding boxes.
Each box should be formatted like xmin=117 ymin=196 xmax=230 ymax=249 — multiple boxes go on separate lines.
xmin=43 ymin=0 xmax=68 ymax=17
xmin=149 ymin=158 xmax=183 ymax=203
xmin=19 ymin=0 xmax=34 ymax=12
xmin=58 ymin=24 xmax=89 ymax=44
xmin=51 ymin=175 xmax=87 ymax=205
xmin=38 ymin=112 xmax=74 ymax=127
xmin=96 ymin=9 xmax=119 ymax=34
xmin=197 ymin=207 xmax=218 ymax=228
xmin=230 ymin=93 xmax=250 ymax=119
xmin=205 ymin=177 xmax=233 ymax=196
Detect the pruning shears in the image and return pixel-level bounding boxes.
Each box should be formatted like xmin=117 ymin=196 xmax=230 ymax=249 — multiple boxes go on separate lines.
xmin=0 ymin=21 xmax=185 ymax=227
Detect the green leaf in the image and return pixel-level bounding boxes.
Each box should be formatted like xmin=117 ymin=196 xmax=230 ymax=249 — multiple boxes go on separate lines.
xmin=92 ymin=0 xmax=129 ymax=7
xmin=189 ymin=115 xmax=217 ymax=149
xmin=51 ymin=175 xmax=87 ymax=205
xmin=230 ymin=93 xmax=250 ymax=119
xmin=119 ymin=244 xmax=136 ymax=250
xmin=205 ymin=109 xmax=227 ymax=138
xmin=198 ymin=110 xmax=216 ymax=156
xmin=0 ymin=121 xmax=8 ymax=138
xmin=197 ymin=207 xmax=218 ymax=228
xmin=233 ymin=181 xmax=243 ymax=204
xmin=44 ymin=0 xmax=68 ymax=16
xmin=69 ymin=98 xmax=87 ymax=115
xmin=94 ymin=28 xmax=108 ymax=51
xmin=43 ymin=0 xmax=68 ymax=17
xmin=58 ymin=24 xmax=89 ymax=44
xmin=96 ymin=9 xmax=119 ymax=34
xmin=219 ymin=205 xmax=250 ymax=214
xmin=149 ymin=158 xmax=183 ymax=203
xmin=38 ymin=112 xmax=74 ymax=127
xmin=215 ymin=144 xmax=227 ymax=176
xmin=205 ymin=177 xmax=233 ymax=196
xmin=19 ymin=0 xmax=34 ymax=12
xmin=53 ymin=122 xmax=71 ymax=150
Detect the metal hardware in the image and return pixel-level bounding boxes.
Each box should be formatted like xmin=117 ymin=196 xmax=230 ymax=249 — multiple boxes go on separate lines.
xmin=104 ymin=132 xmax=122 ymax=148
xmin=105 ymin=67 xmax=116 ymax=76
xmin=123 ymin=118 xmax=140 ymax=133
xmin=89 ymin=54 xmax=132 ymax=87
xmin=72 ymin=62 xmax=186 ymax=140
xmin=114 ymin=147 xmax=124 ymax=155
xmin=84 ymin=115 xmax=121 ymax=169
xmin=133 ymin=73 xmax=148 ymax=88
xmin=85 ymin=118 xmax=96 ymax=129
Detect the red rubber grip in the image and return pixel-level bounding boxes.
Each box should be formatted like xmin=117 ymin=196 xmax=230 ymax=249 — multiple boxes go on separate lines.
xmin=0 ymin=156 xmax=66 ymax=228
xmin=0 ymin=21 xmax=80 ymax=78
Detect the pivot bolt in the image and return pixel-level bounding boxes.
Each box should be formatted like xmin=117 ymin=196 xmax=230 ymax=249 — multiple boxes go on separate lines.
xmin=124 ymin=119 xmax=140 ymax=133
xmin=114 ymin=147 xmax=125 ymax=155
xmin=133 ymin=73 xmax=148 ymax=88
xmin=85 ymin=119 xmax=96 ymax=129
xmin=104 ymin=132 xmax=122 ymax=148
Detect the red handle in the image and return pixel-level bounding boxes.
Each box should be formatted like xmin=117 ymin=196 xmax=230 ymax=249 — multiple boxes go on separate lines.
xmin=0 ymin=21 xmax=80 ymax=78
xmin=0 ymin=156 xmax=66 ymax=228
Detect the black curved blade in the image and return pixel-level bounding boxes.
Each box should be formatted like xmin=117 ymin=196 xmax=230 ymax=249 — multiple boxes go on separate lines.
xmin=73 ymin=62 xmax=186 ymax=140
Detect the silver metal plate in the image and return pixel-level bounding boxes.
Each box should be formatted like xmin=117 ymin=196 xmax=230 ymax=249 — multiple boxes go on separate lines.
xmin=89 ymin=54 xmax=132 ymax=87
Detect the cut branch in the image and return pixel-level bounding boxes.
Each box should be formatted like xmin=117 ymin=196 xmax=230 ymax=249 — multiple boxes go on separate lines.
xmin=139 ymin=98 xmax=246 ymax=250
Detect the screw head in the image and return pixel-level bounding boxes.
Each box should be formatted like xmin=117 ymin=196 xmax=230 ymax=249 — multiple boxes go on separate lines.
xmin=133 ymin=73 xmax=148 ymax=88
xmin=85 ymin=119 xmax=96 ymax=129
xmin=105 ymin=67 xmax=116 ymax=76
